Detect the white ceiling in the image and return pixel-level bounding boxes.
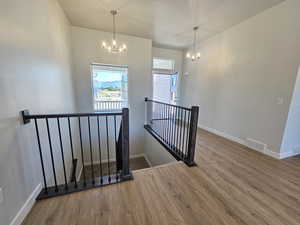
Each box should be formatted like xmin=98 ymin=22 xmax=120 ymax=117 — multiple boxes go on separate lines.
xmin=58 ymin=0 xmax=285 ymax=49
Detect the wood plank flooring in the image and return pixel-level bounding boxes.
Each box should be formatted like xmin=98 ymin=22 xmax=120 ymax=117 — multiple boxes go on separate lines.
xmin=22 ymin=129 xmax=300 ymax=225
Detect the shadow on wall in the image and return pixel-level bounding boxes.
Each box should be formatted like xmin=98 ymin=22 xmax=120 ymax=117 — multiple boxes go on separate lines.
xmin=280 ymin=66 xmax=300 ymax=157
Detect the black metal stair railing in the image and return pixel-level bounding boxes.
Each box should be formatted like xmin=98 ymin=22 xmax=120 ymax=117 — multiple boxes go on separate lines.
xmin=144 ymin=98 xmax=199 ymax=166
xmin=21 ymin=108 xmax=132 ymax=200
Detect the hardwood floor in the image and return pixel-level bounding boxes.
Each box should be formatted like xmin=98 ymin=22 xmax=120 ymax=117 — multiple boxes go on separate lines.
xmin=22 ymin=129 xmax=300 ymax=225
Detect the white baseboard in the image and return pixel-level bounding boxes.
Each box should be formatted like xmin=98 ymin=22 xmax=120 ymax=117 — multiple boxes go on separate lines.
xmin=279 ymin=151 xmax=296 ymax=159
xmin=198 ymin=125 xmax=293 ymax=159
xmin=142 ymin=153 xmax=153 ymax=167
xmin=10 ymin=183 xmax=42 ymax=225
xmin=279 ymin=146 xmax=300 ymax=159
xmin=199 ymin=125 xmax=246 ymax=146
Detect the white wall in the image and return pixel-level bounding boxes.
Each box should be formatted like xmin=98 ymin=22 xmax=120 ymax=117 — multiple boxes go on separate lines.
xmin=71 ymin=26 xmax=152 ymax=156
xmin=0 ymin=0 xmax=76 ymax=224
xmin=144 ymin=131 xmax=176 ymax=166
xmin=152 ymin=47 xmax=183 ymax=101
xmin=280 ymin=66 xmax=300 ymax=156
xmin=180 ymin=0 xmax=300 ymax=157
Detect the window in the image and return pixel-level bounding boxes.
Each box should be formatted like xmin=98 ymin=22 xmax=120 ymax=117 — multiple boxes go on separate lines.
xmin=153 ymin=58 xmax=174 ymax=71
xmin=91 ymin=64 xmax=128 ymax=111
xmin=152 ymin=58 xmax=177 ymax=104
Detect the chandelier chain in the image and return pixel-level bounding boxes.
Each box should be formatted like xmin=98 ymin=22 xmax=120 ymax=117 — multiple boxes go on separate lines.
xmin=113 ymin=12 xmax=116 ymax=40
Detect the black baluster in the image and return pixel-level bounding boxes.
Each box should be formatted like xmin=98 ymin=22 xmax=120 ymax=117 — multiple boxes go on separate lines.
xmin=88 ymin=116 xmax=95 ymax=184
xmin=161 ymin=104 xmax=164 ymax=140
xmin=45 ymin=118 xmax=58 ymax=192
xmin=168 ymin=105 xmax=171 ymax=146
xmin=182 ymin=109 xmax=186 ymax=156
xmin=97 ymin=116 xmax=103 ymax=184
xmin=185 ymin=111 xmax=191 ymax=159
xmin=160 ymin=103 xmax=163 ymax=138
xmin=157 ymin=102 xmax=160 ymax=134
xmin=151 ymin=101 xmax=154 ymax=129
xmin=78 ymin=117 xmax=86 ymax=186
xmin=178 ymin=107 xmax=182 ymax=154
xmin=155 ymin=102 xmax=158 ymax=134
xmin=174 ymin=106 xmax=177 ymax=151
xmin=152 ymin=102 xmax=155 ymax=131
xmin=176 ymin=107 xmax=179 ymax=153
xmin=68 ymin=117 xmax=77 ymax=188
xmin=171 ymin=106 xmax=175 ymax=150
xmin=114 ymin=115 xmax=118 ymax=180
xmin=154 ymin=102 xmax=157 ymax=131
xmin=158 ymin=103 xmax=161 ymax=137
xmin=179 ymin=109 xmax=183 ymax=157
xmin=176 ymin=107 xmax=180 ymax=153
xmin=164 ymin=104 xmax=167 ymax=141
xmin=182 ymin=110 xmax=187 ymax=158
xmin=34 ymin=119 xmax=47 ymax=194
xmin=106 ymin=116 xmax=111 ymax=182
xmin=57 ymin=118 xmax=68 ymax=190
xmin=162 ymin=104 xmax=165 ymax=139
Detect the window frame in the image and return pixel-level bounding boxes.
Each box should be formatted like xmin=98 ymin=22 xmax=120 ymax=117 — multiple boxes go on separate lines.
xmin=152 ymin=58 xmax=179 ymax=104
xmin=90 ymin=63 xmax=129 ymax=112
xmin=152 ymin=57 xmax=175 ymax=75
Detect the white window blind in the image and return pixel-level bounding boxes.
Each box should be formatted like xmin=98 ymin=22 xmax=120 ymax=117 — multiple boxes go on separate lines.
xmin=153 ymin=58 xmax=175 ymax=74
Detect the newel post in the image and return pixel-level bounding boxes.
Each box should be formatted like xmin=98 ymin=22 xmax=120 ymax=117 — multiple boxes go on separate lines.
xmin=186 ymin=106 xmax=199 ymax=166
xmin=121 ymin=108 xmax=132 ymax=179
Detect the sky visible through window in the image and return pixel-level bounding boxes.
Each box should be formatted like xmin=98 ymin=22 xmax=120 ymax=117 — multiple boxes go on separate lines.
xmin=93 ymin=71 xmax=122 ymax=82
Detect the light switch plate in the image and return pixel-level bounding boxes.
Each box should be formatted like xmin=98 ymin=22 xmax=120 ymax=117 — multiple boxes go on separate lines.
xmin=0 ymin=187 xmax=3 ymax=203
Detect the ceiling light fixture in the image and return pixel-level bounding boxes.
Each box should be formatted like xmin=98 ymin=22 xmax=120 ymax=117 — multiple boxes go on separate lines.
xmin=186 ymin=26 xmax=200 ymax=61
xmin=102 ymin=10 xmax=127 ymax=53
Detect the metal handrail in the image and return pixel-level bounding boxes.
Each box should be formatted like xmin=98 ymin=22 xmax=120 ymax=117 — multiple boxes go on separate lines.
xmin=22 ymin=111 xmax=122 ymax=122
xmin=145 ymin=98 xmax=191 ymax=111
xmin=144 ymin=98 xmax=199 ymax=166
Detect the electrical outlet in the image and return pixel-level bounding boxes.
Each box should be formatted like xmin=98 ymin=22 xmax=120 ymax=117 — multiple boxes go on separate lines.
xmin=0 ymin=187 xmax=3 ymax=204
